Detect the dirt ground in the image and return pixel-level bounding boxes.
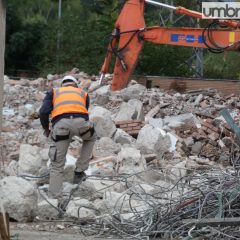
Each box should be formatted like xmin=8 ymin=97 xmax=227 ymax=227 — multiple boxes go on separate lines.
xmin=10 ymin=223 xmax=121 ymax=240
xmin=11 ymin=230 xmax=96 ymax=240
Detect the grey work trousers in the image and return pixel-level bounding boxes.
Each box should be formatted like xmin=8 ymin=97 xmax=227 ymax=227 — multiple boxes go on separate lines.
xmin=48 ymin=117 xmax=96 ymax=199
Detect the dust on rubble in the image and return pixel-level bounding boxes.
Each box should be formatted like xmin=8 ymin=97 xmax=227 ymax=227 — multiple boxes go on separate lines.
xmin=1 ymin=69 xmax=240 ymax=239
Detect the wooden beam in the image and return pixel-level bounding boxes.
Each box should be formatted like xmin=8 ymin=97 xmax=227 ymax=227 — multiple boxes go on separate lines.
xmin=0 ymin=0 xmax=6 ymax=136
xmin=0 ymin=212 xmax=10 ymax=240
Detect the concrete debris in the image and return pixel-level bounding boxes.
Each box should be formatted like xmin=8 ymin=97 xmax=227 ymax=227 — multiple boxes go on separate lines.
xmin=92 ymin=85 xmax=110 ymax=106
xmin=116 ymin=146 xmax=147 ymax=174
xmin=37 ymin=199 xmax=59 ymax=220
xmin=121 ymin=83 xmax=146 ymax=101
xmin=89 ymin=156 xmax=117 ymax=175
xmin=66 ymin=198 xmax=96 ymax=221
xmin=93 ymin=137 xmax=121 ymax=158
xmin=115 ymin=99 xmax=144 ymax=121
xmin=136 ymin=124 xmax=171 ymax=157
xmin=113 ymin=128 xmax=136 ymax=145
xmin=18 ymin=144 xmax=45 ymax=175
xmin=72 ymin=181 xmax=102 ymax=200
xmin=89 ymin=106 xmax=116 ymax=138
xmin=0 ymin=176 xmax=37 ymax=222
xmin=2 ymin=70 xmax=240 ymax=236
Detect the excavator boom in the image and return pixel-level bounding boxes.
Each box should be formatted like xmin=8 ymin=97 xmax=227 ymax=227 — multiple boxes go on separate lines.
xmin=100 ymin=0 xmax=240 ymax=91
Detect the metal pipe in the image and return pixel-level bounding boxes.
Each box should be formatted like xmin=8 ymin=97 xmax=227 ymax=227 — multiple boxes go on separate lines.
xmin=56 ymin=0 xmax=62 ymax=73
xmin=145 ymin=0 xmax=176 ymax=10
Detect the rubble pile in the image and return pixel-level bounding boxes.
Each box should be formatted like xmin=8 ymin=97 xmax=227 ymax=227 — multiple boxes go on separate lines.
xmin=1 ymin=69 xmax=240 ymax=239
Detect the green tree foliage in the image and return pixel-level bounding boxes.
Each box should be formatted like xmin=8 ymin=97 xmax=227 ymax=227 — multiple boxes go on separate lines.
xmin=6 ymin=0 xmax=52 ymax=74
xmin=204 ymin=52 xmax=240 ymax=79
xmin=5 ymin=0 xmax=240 ymax=80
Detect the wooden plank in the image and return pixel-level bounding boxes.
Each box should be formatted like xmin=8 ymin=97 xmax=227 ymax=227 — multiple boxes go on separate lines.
xmin=0 ymin=212 xmax=10 ymax=240
xmin=0 ymin=0 xmax=6 ymax=135
xmin=135 ymin=76 xmax=240 ymax=95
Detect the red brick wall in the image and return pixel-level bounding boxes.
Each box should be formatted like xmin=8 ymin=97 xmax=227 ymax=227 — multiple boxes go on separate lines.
xmin=115 ymin=120 xmax=145 ymax=137
xmin=136 ymin=76 xmax=240 ymax=95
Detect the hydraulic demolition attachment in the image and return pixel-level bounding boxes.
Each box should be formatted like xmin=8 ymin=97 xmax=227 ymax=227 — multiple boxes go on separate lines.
xmin=100 ymin=0 xmax=240 ymax=91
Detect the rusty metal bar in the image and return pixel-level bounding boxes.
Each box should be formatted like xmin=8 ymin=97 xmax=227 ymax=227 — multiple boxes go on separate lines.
xmin=183 ymin=217 xmax=240 ymax=227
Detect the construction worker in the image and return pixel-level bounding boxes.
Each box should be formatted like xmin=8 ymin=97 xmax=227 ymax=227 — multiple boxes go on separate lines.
xmin=39 ymin=75 xmax=96 ymax=200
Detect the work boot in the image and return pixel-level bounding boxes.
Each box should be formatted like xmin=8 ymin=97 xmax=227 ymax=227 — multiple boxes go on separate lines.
xmin=73 ymin=171 xmax=87 ymax=184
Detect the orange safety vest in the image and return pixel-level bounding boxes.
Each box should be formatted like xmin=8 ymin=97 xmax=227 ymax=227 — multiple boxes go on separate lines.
xmin=51 ymin=86 xmax=88 ymax=118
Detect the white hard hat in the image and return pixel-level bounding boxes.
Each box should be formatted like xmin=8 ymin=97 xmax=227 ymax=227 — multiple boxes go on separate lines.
xmin=61 ymin=75 xmax=78 ymax=86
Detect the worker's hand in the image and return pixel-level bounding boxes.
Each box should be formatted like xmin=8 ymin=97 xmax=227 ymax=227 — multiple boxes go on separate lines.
xmin=43 ymin=129 xmax=51 ymax=138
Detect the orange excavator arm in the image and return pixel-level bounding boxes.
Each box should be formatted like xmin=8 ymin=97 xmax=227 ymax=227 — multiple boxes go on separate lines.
xmin=100 ymin=0 xmax=240 ymax=91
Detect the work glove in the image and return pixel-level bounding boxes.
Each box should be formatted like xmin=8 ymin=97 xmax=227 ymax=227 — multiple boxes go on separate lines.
xmin=43 ymin=128 xmax=51 ymax=138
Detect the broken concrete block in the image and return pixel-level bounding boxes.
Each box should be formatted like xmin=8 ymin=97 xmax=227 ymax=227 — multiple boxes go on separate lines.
xmin=94 ymin=85 xmax=110 ymax=106
xmin=103 ymin=191 xmax=129 ymax=209
xmin=184 ymin=137 xmax=194 ymax=147
xmin=94 ymin=85 xmax=110 ymax=96
xmin=18 ymin=104 xmax=35 ymax=117
xmin=89 ymin=156 xmax=117 ymax=175
xmin=113 ymin=128 xmax=136 ymax=145
xmin=196 ymin=158 xmax=214 ymax=166
xmin=168 ymin=120 xmax=184 ymax=129
xmin=194 ymin=94 xmax=203 ymax=106
xmin=128 ymin=99 xmax=144 ymax=120
xmin=40 ymin=148 xmax=49 ymax=162
xmin=89 ymin=106 xmax=116 ymax=138
xmin=93 ymin=199 xmax=110 ymax=214
xmin=191 ymin=142 xmax=203 ymax=155
xmin=115 ymin=99 xmax=144 ymax=121
xmin=148 ymin=117 xmax=164 ymax=129
xmin=136 ymin=124 xmax=171 ymax=157
xmin=66 ymin=198 xmax=96 ymax=221
xmin=4 ymin=160 xmax=18 ymax=176
xmin=122 ymin=84 xmax=146 ymax=101
xmin=73 ymin=181 xmax=102 ymax=200
xmin=93 ymin=137 xmax=121 ymax=158
xmin=0 ymin=176 xmax=37 ymax=222
xmin=88 ymin=81 xmax=100 ymax=92
xmin=88 ymin=179 xmax=126 ymax=194
xmin=170 ymin=161 xmax=187 ymax=180
xmin=18 ymin=144 xmax=43 ymax=175
xmin=164 ymin=113 xmax=198 ymax=127
xmin=37 ymin=199 xmax=59 ymax=220
xmin=131 ymin=183 xmax=156 ymax=195
xmin=116 ymin=146 xmax=146 ymax=174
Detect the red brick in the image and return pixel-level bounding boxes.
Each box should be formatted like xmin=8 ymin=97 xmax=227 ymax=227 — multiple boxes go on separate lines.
xmin=119 ymin=124 xmax=128 ymax=128
xmin=206 ymin=128 xmax=214 ymax=134
xmin=132 ymin=120 xmax=142 ymax=123
xmin=127 ymin=123 xmax=139 ymax=127
xmin=198 ymin=129 xmax=207 ymax=137
xmin=122 ymin=127 xmax=133 ymax=131
xmin=224 ymin=124 xmax=231 ymax=131
xmin=133 ymin=126 xmax=141 ymax=130
xmin=115 ymin=120 xmax=133 ymax=125
xmin=205 ymin=119 xmax=213 ymax=124
xmin=208 ymin=132 xmax=220 ymax=141
xmin=202 ymin=121 xmax=219 ymax=133
xmin=128 ymin=130 xmax=140 ymax=135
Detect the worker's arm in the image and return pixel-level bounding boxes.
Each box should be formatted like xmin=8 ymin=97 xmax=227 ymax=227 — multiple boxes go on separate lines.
xmin=39 ymin=90 xmax=53 ymax=131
